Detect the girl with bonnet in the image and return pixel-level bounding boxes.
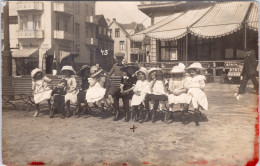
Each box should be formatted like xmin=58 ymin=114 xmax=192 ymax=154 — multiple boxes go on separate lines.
xmin=186 ymin=62 xmax=208 ymax=126
xmin=31 ymin=68 xmax=52 ymax=117
xmin=131 ymin=67 xmax=150 ymax=123
xmin=61 ymin=65 xmax=79 ymax=117
xmin=167 ymin=63 xmax=191 ymax=123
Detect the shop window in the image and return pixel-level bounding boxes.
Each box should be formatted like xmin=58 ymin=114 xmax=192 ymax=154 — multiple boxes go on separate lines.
xmin=160 ymin=40 xmax=178 ymax=61
xmin=115 ymin=28 xmax=120 ymax=37
xmin=120 ymin=41 xmax=125 ymax=50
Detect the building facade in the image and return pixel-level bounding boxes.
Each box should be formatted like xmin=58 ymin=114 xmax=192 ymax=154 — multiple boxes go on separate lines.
xmin=3 ymin=1 xmax=98 ymax=75
xmin=95 ymin=15 xmax=114 ymax=72
xmin=108 ymin=19 xmax=145 ymax=63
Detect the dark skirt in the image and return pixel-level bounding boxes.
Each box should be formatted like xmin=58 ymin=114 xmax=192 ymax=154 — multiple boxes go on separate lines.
xmin=77 ymin=90 xmax=86 ymax=104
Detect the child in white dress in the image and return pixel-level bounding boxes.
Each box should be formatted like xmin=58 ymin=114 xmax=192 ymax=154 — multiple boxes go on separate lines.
xmin=31 ymin=68 xmax=52 ymax=117
xmin=131 ymin=67 xmax=150 ymax=123
xmin=167 ymin=63 xmax=191 ymax=123
xmin=61 ymin=66 xmax=79 ymax=117
xmin=186 ymin=62 xmax=208 ymax=126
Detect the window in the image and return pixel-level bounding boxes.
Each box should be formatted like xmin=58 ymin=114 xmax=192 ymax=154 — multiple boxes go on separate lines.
xmin=120 ymin=41 xmax=125 ymax=50
xmin=64 ymin=19 xmax=68 ymax=32
xmin=91 ymin=7 xmax=94 ymax=16
xmin=108 ymin=29 xmax=112 ymax=37
xmin=103 ymin=27 xmax=106 ymax=35
xmin=115 ymin=29 xmax=120 ymax=37
xmin=85 ymin=26 xmax=88 ymax=38
xmin=75 ymin=23 xmax=80 ymax=37
xmin=56 ymin=16 xmax=60 ymax=30
xmin=20 ymin=16 xmax=28 ymax=30
xmin=33 ymin=15 xmax=41 ymax=30
xmin=75 ymin=2 xmax=80 ymax=14
xmin=99 ymin=26 xmax=102 ymax=34
xmin=160 ymin=41 xmax=178 ymax=61
xmin=85 ymin=4 xmax=89 ymax=15
xmin=75 ymin=44 xmax=80 ymax=53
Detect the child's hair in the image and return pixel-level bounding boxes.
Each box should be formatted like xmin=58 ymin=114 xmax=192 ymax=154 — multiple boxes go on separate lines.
xmin=34 ymin=72 xmax=43 ymax=79
xmin=188 ymin=69 xmax=201 ymax=75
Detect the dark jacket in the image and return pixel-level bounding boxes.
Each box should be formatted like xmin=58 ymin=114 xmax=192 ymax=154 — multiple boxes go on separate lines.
xmin=81 ymin=77 xmax=90 ymax=91
xmin=104 ymin=78 xmax=118 ymax=97
xmin=242 ymin=53 xmax=258 ymax=77
xmin=51 ymin=87 xmax=67 ymax=103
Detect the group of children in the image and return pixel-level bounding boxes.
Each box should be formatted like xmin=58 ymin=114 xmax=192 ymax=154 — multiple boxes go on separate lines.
xmin=31 ymin=61 xmax=208 ymax=126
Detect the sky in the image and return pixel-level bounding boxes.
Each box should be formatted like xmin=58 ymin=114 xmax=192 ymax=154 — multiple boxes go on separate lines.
xmin=96 ymin=1 xmax=151 ymax=28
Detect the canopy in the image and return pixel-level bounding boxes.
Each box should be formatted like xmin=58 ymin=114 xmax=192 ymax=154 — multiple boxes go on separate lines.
xmin=190 ymin=2 xmax=251 ymax=38
xmin=12 ymin=48 xmax=38 ymax=59
xmin=129 ymin=12 xmax=183 ymax=42
xmin=146 ymin=7 xmax=212 ymax=40
xmin=247 ymin=2 xmax=258 ymax=31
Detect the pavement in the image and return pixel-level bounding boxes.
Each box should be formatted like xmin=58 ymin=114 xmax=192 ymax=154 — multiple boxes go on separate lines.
xmin=2 ymin=82 xmax=259 ymax=166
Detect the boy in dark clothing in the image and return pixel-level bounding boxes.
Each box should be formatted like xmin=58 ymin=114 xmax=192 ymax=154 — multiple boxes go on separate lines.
xmin=50 ymin=79 xmax=67 ymax=119
xmin=113 ymin=64 xmax=139 ymax=122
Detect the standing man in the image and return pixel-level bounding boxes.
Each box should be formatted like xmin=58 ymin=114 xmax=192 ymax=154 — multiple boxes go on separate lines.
xmin=236 ymin=49 xmax=259 ymax=99
xmin=108 ymin=52 xmax=125 ymax=77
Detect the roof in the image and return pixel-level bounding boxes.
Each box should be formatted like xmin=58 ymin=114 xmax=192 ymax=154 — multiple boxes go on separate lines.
xmin=109 ymin=19 xmax=145 ymax=36
xmin=94 ymin=15 xmax=103 ymax=20
xmin=247 ymin=2 xmax=258 ymax=31
xmin=12 ymin=48 xmax=39 ymax=58
xmin=190 ymin=2 xmax=251 ymax=38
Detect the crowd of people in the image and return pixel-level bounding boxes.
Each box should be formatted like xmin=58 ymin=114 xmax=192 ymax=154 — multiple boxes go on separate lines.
xmin=31 ymin=52 xmax=208 ymax=126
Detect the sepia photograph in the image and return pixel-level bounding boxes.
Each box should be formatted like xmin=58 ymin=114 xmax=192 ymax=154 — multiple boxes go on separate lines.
xmin=1 ymin=1 xmax=259 ymax=166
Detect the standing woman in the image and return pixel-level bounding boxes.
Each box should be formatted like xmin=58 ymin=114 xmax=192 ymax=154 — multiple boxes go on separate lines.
xmin=31 ymin=68 xmax=53 ymax=117
xmin=75 ymin=65 xmax=91 ymax=117
xmin=61 ymin=66 xmax=79 ymax=117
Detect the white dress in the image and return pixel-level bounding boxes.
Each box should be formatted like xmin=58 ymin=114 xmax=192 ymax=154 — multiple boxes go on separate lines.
xmin=186 ymin=75 xmax=208 ymax=110
xmin=85 ymin=78 xmax=106 ymax=103
xmin=131 ymin=80 xmax=150 ymax=107
xmin=168 ymin=77 xmax=191 ymax=105
xmin=151 ymin=80 xmax=168 ymax=95
xmin=32 ymin=76 xmax=52 ymax=104
xmin=64 ymin=76 xmax=79 ymax=104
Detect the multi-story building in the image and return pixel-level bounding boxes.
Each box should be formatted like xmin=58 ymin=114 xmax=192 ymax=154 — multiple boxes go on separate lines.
xmin=95 ymin=15 xmax=114 ymax=71
xmin=108 ymin=19 xmax=145 ymax=63
xmin=3 ymin=1 xmax=99 ymax=75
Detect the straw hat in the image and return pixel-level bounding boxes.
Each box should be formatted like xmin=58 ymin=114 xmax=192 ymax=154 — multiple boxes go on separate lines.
xmin=31 ymin=68 xmax=43 ymax=78
xmin=90 ymin=66 xmax=103 ymax=78
xmin=77 ymin=65 xmax=91 ymax=77
xmin=170 ymin=66 xmax=185 ymax=74
xmin=61 ymin=65 xmax=76 ymax=74
xmin=147 ymin=67 xmax=162 ymax=80
xmin=186 ymin=62 xmax=205 ymax=70
xmin=120 ymin=63 xmax=139 ymax=73
xmin=136 ymin=67 xmax=147 ymax=75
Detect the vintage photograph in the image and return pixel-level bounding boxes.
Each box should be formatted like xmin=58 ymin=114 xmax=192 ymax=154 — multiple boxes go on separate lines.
xmin=1 ymin=1 xmax=259 ymax=166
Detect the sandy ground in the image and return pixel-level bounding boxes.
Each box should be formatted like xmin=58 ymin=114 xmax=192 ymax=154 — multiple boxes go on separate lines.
xmin=2 ymin=83 xmax=258 ymax=166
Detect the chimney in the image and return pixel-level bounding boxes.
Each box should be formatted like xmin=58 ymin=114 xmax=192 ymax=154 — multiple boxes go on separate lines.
xmin=113 ymin=18 xmax=116 ymax=21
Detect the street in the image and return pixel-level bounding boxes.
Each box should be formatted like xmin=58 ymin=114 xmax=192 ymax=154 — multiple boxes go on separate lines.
xmin=2 ymin=83 xmax=258 ymax=166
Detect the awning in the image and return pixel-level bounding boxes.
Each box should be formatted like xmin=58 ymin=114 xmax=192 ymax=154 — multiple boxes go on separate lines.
xmin=12 ymin=48 xmax=39 ymax=58
xmin=146 ymin=6 xmax=212 ymax=40
xmin=129 ymin=12 xmax=183 ymax=42
xmin=247 ymin=2 xmax=258 ymax=31
xmin=190 ymin=2 xmax=251 ymax=38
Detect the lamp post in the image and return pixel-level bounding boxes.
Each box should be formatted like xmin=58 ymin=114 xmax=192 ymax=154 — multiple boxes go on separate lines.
xmin=2 ymin=1 xmax=12 ymax=76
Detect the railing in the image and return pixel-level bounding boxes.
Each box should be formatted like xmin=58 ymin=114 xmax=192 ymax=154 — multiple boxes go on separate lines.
xmin=18 ymin=30 xmax=44 ymax=38
xmin=17 ymin=2 xmax=43 ymax=11
xmin=86 ymin=16 xmax=98 ymax=24
xmin=53 ymin=30 xmax=73 ymax=40
xmin=86 ymin=38 xmax=98 ymax=46
xmin=53 ymin=2 xmax=73 ymax=15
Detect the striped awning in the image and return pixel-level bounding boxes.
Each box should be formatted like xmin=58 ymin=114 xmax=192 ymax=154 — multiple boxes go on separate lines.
xmin=247 ymin=2 xmax=258 ymax=31
xmin=190 ymin=2 xmax=251 ymax=38
xmin=146 ymin=7 xmax=212 ymax=40
xmin=129 ymin=12 xmax=183 ymax=42
xmin=12 ymin=48 xmax=39 ymax=58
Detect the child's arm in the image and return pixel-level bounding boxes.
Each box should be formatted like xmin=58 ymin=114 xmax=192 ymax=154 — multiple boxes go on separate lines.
xmin=124 ymin=85 xmax=135 ymax=94
xmin=68 ymin=77 xmax=77 ymax=93
xmin=199 ymin=79 xmax=206 ymax=90
xmin=32 ymin=81 xmax=36 ymax=91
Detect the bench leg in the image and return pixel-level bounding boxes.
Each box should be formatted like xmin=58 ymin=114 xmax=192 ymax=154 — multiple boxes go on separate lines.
xmin=3 ymin=96 xmax=16 ymax=109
